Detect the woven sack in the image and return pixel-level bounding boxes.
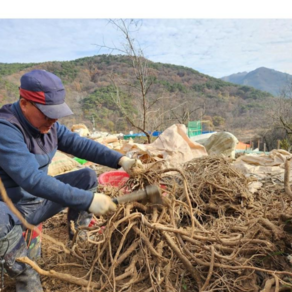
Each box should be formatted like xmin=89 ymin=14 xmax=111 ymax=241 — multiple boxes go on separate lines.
xmin=48 ymin=151 xmax=81 ymax=176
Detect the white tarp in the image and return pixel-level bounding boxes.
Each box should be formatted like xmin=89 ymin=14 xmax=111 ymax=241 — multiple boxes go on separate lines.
xmin=120 ymin=124 xmax=208 ymax=168
xmin=232 ymin=149 xmax=292 ymax=182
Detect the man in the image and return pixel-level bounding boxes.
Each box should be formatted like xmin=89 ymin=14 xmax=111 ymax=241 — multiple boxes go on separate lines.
xmin=0 ymin=69 xmax=142 ymax=292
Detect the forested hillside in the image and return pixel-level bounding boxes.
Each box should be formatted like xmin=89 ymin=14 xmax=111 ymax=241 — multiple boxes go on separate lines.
xmin=0 ymin=55 xmax=275 ymax=140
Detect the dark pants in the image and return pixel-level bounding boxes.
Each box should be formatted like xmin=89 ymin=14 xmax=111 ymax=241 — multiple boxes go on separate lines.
xmin=0 ymin=167 xmax=98 ymax=238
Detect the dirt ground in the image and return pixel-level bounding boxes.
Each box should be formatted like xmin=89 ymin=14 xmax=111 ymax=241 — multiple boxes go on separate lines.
xmin=3 ymin=211 xmax=84 ymax=292
xmin=4 ymin=209 xmax=155 ymax=292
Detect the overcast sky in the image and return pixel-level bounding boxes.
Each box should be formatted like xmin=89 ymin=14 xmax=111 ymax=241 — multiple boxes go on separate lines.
xmin=1 ymin=1 xmax=292 ymax=78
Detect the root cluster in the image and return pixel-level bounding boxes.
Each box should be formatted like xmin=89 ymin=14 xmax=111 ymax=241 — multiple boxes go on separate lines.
xmin=18 ymin=156 xmax=292 ymax=291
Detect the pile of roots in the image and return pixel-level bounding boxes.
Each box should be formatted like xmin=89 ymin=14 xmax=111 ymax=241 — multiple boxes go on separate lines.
xmin=13 ymin=156 xmax=292 ymax=291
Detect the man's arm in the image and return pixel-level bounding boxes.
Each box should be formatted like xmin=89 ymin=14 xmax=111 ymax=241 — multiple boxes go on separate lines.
xmin=0 ymin=121 xmax=94 ymax=210
xmin=56 ymin=123 xmax=124 ymax=169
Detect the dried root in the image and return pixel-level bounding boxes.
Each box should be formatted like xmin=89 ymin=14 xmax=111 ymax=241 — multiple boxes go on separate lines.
xmin=2 ymin=156 xmax=292 ymax=292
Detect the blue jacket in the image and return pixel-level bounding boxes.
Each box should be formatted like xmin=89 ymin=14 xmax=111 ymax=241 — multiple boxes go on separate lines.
xmin=0 ymin=101 xmax=123 ymax=211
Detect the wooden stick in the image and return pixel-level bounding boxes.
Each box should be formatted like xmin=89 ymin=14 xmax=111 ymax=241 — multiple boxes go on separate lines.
xmin=200 ymin=246 xmax=214 ymax=292
xmin=17 ymin=257 xmax=99 ymax=288
xmin=260 ymin=277 xmax=275 ymax=292
xmin=284 ymin=157 xmax=292 ymax=198
xmin=162 ymin=231 xmax=201 ymax=287
xmin=132 ymin=225 xmax=167 ymax=261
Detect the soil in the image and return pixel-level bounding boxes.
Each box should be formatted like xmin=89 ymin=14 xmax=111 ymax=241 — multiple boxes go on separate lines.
xmin=3 ymin=211 xmax=84 ymax=291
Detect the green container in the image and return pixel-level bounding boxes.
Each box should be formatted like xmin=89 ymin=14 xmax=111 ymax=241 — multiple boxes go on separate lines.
xmin=187 ymin=121 xmax=202 ymax=137
xmin=123 ymin=135 xmax=133 ymax=140
xmin=73 ymin=157 xmax=88 ymax=165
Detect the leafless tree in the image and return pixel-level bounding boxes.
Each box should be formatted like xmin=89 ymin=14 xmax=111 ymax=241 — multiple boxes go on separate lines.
xmin=94 ymin=19 xmax=161 ymax=142
xmin=259 ymin=81 xmax=292 ymax=150
xmin=169 ymin=101 xmax=204 ymax=125
xmin=96 ymin=19 xmax=202 ymax=142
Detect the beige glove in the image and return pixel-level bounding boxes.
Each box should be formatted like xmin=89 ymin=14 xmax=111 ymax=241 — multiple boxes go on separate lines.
xmin=88 ymin=193 xmax=117 ymax=215
xmin=118 ymin=156 xmax=143 ymax=175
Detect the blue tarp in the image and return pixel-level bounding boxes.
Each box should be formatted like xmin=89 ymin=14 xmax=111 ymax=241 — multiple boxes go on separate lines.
xmin=124 ymin=131 xmax=162 ymax=139
xmin=152 ymin=131 xmax=161 ymax=137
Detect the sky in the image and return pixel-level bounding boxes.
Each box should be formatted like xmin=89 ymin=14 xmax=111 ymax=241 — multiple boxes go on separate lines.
xmin=1 ymin=1 xmax=292 ymax=78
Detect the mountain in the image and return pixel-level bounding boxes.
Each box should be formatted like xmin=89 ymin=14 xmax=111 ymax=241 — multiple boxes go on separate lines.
xmin=221 ymin=67 xmax=292 ymax=96
xmin=0 ymin=55 xmax=275 ymax=141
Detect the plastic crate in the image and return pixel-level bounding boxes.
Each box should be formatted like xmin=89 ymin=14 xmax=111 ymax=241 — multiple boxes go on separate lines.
xmin=187 ymin=121 xmax=202 ymax=137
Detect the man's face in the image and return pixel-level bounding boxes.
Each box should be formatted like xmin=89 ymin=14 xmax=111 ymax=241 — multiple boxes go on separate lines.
xmin=20 ymin=98 xmax=58 ymax=134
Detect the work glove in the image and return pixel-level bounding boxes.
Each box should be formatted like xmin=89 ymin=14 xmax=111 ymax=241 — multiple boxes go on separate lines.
xmin=118 ymin=156 xmax=144 ymax=176
xmin=88 ymin=193 xmax=117 ymax=216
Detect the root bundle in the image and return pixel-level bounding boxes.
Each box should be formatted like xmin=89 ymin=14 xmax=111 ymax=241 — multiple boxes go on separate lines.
xmin=3 ymin=156 xmax=292 ymax=292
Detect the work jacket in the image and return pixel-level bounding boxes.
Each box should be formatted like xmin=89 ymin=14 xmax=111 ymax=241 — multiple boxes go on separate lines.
xmin=0 ymin=101 xmax=123 ymax=210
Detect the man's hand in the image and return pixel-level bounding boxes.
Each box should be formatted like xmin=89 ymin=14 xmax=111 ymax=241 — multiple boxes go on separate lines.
xmin=118 ymin=156 xmax=143 ymax=176
xmin=88 ymin=193 xmax=117 ymax=215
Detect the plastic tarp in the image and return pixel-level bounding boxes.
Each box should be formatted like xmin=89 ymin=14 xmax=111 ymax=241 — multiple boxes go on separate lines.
xmin=199 ymin=132 xmax=239 ymax=159
xmin=120 ymin=124 xmax=208 ymax=168
xmin=232 ymin=149 xmax=292 ymax=182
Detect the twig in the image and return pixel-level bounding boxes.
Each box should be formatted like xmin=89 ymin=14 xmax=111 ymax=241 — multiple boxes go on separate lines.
xmin=284 ymin=157 xmax=292 ymax=197
xmin=17 ymin=257 xmax=99 ymax=288
xmin=162 ymin=231 xmax=201 ymax=288
xmin=200 ymin=246 xmax=215 ymax=292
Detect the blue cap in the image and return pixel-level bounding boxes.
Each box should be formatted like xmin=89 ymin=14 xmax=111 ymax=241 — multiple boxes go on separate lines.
xmin=20 ymin=69 xmax=73 ymax=119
